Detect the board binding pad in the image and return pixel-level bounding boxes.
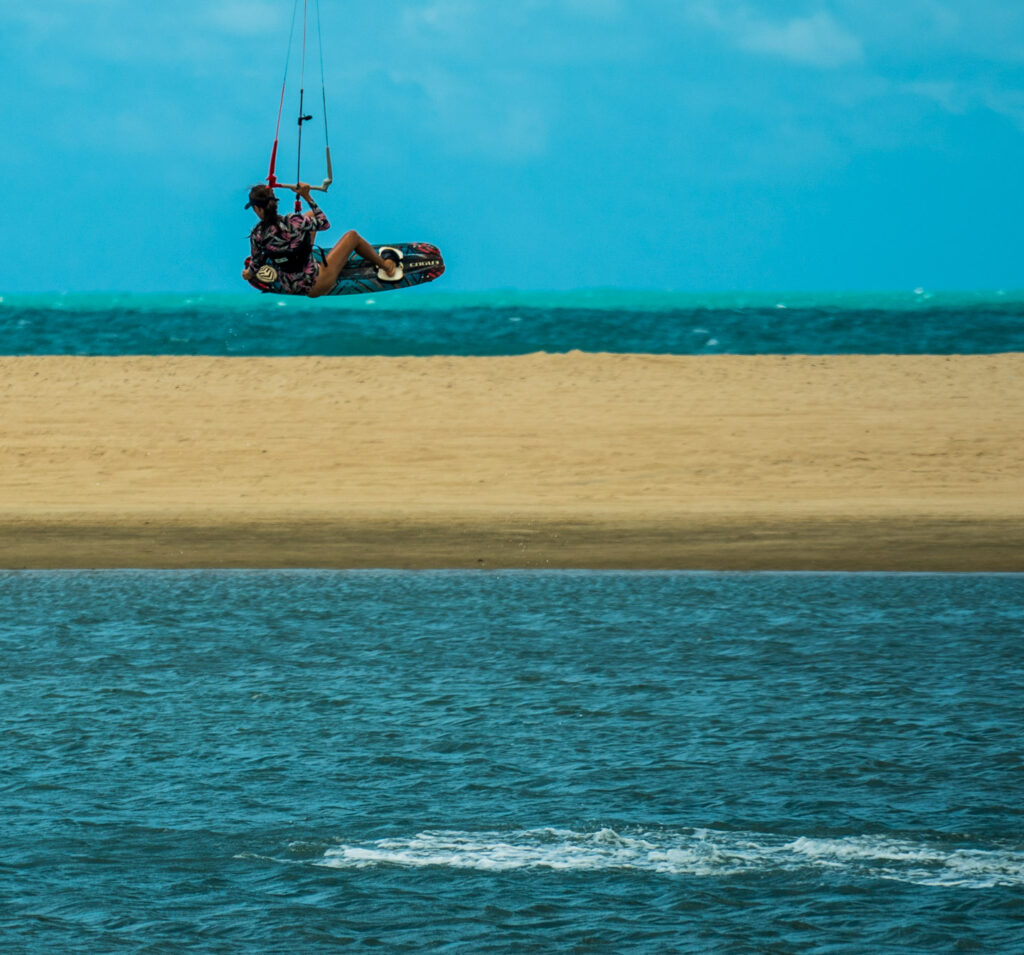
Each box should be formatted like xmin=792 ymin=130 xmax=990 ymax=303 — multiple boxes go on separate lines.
xmin=327 ymin=242 xmax=444 ymax=296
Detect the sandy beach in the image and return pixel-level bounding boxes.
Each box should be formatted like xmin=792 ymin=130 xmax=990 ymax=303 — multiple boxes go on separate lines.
xmin=1 ymin=353 xmax=1021 ymax=570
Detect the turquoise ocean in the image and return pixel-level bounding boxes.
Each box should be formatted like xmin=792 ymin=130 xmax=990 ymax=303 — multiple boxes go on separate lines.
xmin=2 ymin=291 xmax=1023 ymax=951
xmin=2 ymin=289 xmax=1023 ymax=355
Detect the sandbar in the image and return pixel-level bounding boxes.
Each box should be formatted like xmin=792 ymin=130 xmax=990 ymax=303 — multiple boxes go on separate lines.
xmin=1 ymin=353 xmax=1021 ymax=570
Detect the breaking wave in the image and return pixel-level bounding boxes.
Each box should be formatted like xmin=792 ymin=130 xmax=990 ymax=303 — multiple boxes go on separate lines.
xmin=317 ymin=826 xmax=1024 ymax=888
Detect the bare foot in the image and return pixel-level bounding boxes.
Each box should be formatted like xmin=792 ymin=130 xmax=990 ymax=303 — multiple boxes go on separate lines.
xmin=380 ymin=258 xmax=397 ymax=277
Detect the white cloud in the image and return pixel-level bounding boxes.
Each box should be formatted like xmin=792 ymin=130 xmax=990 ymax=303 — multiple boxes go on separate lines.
xmin=399 ymin=0 xmax=477 ymax=40
xmin=981 ymin=87 xmax=1024 ymax=129
xmin=737 ymin=11 xmax=863 ymax=67
xmin=201 ymin=0 xmax=284 ymax=37
xmin=560 ymin=0 xmax=624 ymax=19
xmin=905 ymin=78 xmax=1024 ymax=131
xmin=7 ymin=9 xmax=69 ymax=32
xmin=902 ymin=80 xmax=965 ymax=114
xmin=383 ymin=65 xmax=551 ymax=161
xmin=693 ymin=3 xmax=864 ymax=68
xmin=833 ymin=0 xmax=1024 ymax=64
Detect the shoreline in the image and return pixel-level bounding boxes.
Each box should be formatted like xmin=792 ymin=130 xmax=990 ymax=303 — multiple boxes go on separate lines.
xmin=2 ymin=353 xmax=1021 ymax=571
xmin=2 ymin=513 xmax=1022 ymax=571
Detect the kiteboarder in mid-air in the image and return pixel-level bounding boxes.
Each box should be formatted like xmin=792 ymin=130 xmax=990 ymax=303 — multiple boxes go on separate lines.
xmin=242 ymin=3 xmax=445 ymax=297
xmin=242 ymin=182 xmax=398 ymax=297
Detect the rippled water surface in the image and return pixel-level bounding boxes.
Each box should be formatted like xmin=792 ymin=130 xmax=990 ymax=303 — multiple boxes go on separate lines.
xmin=3 ymin=570 xmax=1022 ymax=951
xmin=2 ymin=290 xmax=1023 ymax=355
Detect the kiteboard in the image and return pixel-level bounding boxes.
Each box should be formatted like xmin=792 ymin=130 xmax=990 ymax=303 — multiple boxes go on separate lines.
xmin=326 ymin=242 xmax=445 ymax=296
xmin=246 ymin=242 xmax=444 ymax=297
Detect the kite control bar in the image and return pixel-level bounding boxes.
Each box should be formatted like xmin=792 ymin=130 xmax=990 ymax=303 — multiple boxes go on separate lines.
xmin=271 ymin=145 xmax=334 ymax=194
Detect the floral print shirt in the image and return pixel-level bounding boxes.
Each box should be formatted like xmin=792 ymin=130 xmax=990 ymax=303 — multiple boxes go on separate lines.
xmin=247 ymin=202 xmax=330 ymax=295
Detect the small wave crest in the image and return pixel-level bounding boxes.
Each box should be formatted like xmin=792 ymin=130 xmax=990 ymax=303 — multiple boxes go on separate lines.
xmin=317 ymin=827 xmax=1024 ymax=888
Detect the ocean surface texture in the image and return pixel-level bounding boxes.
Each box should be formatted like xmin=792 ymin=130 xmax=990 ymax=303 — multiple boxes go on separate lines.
xmin=2 ymin=290 xmax=1023 ymax=355
xmin=3 ymin=570 xmax=1023 ymax=952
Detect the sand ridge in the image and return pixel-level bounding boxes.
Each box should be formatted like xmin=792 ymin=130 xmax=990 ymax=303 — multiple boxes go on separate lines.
xmin=1 ymin=353 xmax=1021 ymax=569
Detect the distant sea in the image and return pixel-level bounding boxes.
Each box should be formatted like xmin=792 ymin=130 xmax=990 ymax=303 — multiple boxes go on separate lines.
xmin=3 ymin=571 xmax=1023 ymax=952
xmin=2 ymin=289 xmax=1023 ymax=355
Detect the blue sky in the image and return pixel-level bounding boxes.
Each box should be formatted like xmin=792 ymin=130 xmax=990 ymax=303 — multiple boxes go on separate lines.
xmin=3 ymin=0 xmax=1024 ymax=292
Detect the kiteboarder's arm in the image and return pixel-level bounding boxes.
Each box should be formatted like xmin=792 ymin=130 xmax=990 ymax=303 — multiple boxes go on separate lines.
xmin=293 ymin=183 xmax=331 ymax=232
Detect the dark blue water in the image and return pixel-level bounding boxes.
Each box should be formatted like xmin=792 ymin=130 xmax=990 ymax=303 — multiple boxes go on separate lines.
xmin=2 ymin=290 xmax=1023 ymax=355
xmin=3 ymin=570 xmax=1022 ymax=952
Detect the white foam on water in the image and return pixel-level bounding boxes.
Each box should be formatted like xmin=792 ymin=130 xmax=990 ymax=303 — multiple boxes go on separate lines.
xmin=317 ymin=827 xmax=1024 ymax=888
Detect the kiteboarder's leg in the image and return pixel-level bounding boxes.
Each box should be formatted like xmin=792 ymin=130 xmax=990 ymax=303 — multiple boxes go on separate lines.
xmin=308 ymin=230 xmax=396 ymax=297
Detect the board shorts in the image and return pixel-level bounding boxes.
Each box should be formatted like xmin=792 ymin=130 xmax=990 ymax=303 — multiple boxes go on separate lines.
xmin=277 ymin=248 xmax=324 ymax=295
